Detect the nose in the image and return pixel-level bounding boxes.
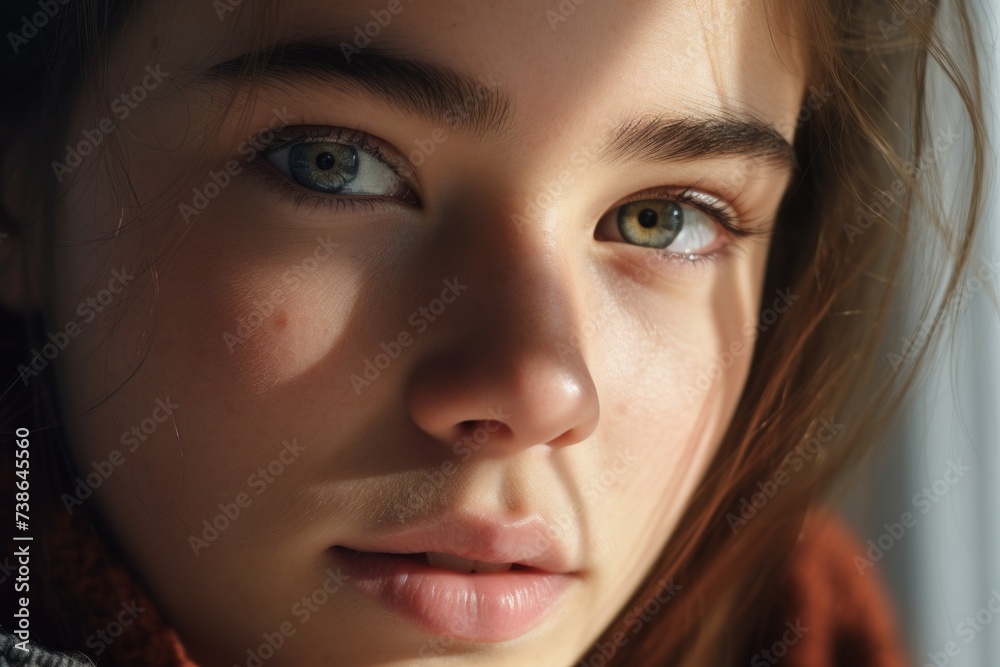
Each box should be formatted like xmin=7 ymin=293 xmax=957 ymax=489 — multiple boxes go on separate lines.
xmin=405 ymin=213 xmax=600 ymax=455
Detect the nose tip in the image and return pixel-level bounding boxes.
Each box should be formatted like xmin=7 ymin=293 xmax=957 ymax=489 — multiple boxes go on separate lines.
xmin=402 ymin=199 xmax=602 ymax=457
xmin=524 ymin=370 xmax=600 ymax=447
xmin=406 ymin=349 xmax=600 ymax=454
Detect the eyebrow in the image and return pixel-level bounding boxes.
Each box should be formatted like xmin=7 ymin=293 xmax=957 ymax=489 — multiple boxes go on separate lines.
xmin=200 ymin=43 xmax=797 ymax=171
xmin=202 ymin=43 xmax=515 ymax=137
xmin=604 ymin=114 xmax=797 ymax=171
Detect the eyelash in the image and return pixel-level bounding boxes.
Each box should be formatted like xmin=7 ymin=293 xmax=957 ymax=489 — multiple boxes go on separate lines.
xmin=248 ymin=126 xmax=419 ymax=214
xmin=244 ymin=126 xmax=755 ymax=264
xmin=604 ymin=187 xmax=755 ymax=270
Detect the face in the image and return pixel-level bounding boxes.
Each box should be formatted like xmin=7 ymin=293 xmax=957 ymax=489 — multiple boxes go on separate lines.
xmin=46 ymin=0 xmax=806 ymax=664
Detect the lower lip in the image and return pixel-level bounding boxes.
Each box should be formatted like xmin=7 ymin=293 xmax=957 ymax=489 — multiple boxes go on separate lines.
xmin=331 ymin=547 xmax=576 ymax=642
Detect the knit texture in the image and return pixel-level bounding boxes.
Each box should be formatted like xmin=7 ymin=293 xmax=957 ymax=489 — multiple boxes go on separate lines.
xmin=0 ymin=631 xmax=92 ymax=667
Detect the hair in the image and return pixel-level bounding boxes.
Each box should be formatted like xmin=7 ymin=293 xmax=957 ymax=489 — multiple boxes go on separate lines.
xmin=0 ymin=0 xmax=989 ymax=665
xmin=585 ymin=0 xmax=989 ymax=664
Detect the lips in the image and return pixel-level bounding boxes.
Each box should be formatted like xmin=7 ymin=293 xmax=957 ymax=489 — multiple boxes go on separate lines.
xmin=331 ymin=514 xmax=580 ymax=642
xmin=338 ymin=515 xmax=575 ymax=572
xmin=424 ymin=551 xmax=515 ymax=572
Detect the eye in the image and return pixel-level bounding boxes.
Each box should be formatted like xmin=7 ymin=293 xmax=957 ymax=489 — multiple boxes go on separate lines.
xmin=262 ymin=130 xmax=416 ymax=202
xmin=597 ymin=190 xmax=734 ymax=256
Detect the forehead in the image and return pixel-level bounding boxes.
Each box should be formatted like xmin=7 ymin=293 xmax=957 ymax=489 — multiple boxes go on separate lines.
xmin=110 ymin=0 xmax=808 ymax=143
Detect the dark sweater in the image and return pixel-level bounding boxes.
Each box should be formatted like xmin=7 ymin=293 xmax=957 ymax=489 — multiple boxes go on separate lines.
xmin=0 ymin=632 xmax=93 ymax=666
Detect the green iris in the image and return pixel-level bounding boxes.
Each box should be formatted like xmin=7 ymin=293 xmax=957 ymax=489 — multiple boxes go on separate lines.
xmin=617 ymin=200 xmax=684 ymax=249
xmin=288 ymin=142 xmax=359 ymax=193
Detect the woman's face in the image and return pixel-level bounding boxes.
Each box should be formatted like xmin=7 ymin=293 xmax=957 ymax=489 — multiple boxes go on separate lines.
xmin=49 ymin=0 xmax=806 ymax=664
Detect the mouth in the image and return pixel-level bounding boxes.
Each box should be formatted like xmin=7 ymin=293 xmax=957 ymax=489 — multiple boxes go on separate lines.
xmin=333 ymin=547 xmax=537 ymax=573
xmin=329 ymin=516 xmax=579 ymax=642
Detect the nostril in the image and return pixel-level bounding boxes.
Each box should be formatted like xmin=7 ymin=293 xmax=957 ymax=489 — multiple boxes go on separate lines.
xmin=457 ymin=419 xmax=511 ymax=440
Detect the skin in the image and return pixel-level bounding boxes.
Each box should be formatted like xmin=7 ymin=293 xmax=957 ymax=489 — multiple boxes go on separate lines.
xmin=3 ymin=0 xmax=808 ymax=664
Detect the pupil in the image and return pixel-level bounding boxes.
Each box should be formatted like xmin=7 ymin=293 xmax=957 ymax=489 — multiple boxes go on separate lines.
xmin=315 ymin=152 xmax=336 ymax=170
xmin=637 ymin=209 xmax=658 ymax=228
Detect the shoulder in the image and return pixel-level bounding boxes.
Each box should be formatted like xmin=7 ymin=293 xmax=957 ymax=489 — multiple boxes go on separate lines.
xmin=765 ymin=510 xmax=912 ymax=667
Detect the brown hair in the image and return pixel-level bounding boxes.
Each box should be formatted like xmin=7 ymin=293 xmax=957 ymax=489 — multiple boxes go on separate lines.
xmin=582 ymin=0 xmax=989 ymax=664
xmin=0 ymin=0 xmax=989 ymax=665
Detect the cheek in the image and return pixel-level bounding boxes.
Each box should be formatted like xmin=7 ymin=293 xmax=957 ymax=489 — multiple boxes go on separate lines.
xmin=169 ymin=249 xmax=362 ymax=394
xmin=563 ymin=259 xmax=765 ymax=630
xmin=590 ymin=249 xmax=766 ymax=541
xmin=606 ymin=259 xmax=762 ymax=441
xmin=49 ymin=211 xmax=367 ymax=508
xmin=601 ymin=311 xmax=754 ymax=528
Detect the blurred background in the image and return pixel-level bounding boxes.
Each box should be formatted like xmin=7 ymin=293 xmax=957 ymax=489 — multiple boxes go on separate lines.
xmin=841 ymin=2 xmax=999 ymax=665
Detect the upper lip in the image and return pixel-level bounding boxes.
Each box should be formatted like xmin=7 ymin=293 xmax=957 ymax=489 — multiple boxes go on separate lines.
xmin=336 ymin=512 xmax=577 ymax=574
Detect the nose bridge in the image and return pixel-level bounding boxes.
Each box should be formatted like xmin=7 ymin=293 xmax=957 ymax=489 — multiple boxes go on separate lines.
xmin=477 ymin=228 xmax=577 ymax=349
xmin=469 ymin=183 xmax=598 ymax=349
xmin=434 ymin=185 xmax=587 ymax=348
xmin=404 ymin=197 xmax=600 ymax=453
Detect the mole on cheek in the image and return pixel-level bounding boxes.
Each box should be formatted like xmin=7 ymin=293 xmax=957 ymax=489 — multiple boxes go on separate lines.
xmin=274 ymin=311 xmax=288 ymax=329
